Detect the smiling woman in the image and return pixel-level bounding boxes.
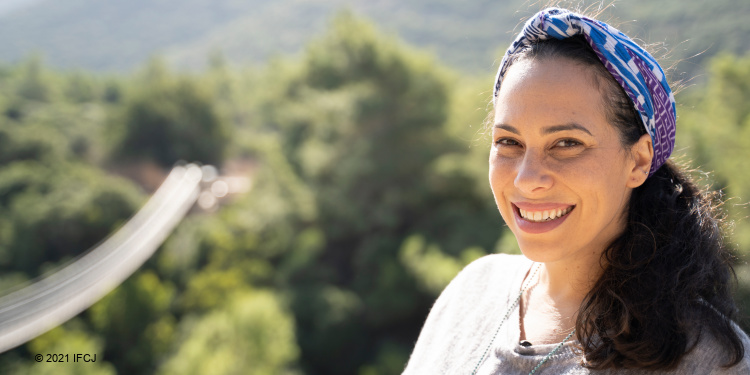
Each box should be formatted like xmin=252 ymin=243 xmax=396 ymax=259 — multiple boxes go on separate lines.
xmin=403 ymin=7 xmax=750 ymax=375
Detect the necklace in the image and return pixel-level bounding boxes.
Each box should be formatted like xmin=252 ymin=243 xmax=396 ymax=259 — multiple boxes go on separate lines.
xmin=470 ymin=264 xmax=576 ymax=375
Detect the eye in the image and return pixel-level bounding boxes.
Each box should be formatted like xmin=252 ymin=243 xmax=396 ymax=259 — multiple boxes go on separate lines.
xmin=554 ymin=139 xmax=582 ymax=148
xmin=495 ymin=138 xmax=521 ymax=147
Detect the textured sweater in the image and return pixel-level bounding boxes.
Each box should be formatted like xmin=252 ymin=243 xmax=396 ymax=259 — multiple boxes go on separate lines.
xmin=403 ymin=254 xmax=750 ymax=374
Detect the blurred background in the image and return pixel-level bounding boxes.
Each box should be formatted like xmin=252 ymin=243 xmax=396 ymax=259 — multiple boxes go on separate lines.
xmin=0 ymin=0 xmax=749 ymax=374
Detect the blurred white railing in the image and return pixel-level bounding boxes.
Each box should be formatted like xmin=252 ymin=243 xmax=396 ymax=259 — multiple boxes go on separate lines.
xmin=0 ymin=163 xmax=204 ymax=353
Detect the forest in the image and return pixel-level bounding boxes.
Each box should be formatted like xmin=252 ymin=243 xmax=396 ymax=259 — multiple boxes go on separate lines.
xmin=0 ymin=7 xmax=750 ymax=375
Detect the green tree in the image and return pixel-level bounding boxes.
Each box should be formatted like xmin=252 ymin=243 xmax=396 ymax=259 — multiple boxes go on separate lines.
xmin=249 ymin=12 xmax=505 ymax=374
xmin=678 ymin=54 xmax=750 ymax=249
xmin=158 ymin=290 xmax=298 ymax=375
xmin=113 ymin=63 xmax=230 ymax=168
xmin=10 ymin=322 xmax=116 ymax=375
xmin=88 ymin=271 xmax=176 ymax=374
xmin=0 ymin=162 xmax=141 ymax=275
xmin=15 ymin=56 xmax=54 ymax=103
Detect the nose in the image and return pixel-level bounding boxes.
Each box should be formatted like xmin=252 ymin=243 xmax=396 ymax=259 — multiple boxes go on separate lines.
xmin=514 ymin=148 xmax=553 ymax=194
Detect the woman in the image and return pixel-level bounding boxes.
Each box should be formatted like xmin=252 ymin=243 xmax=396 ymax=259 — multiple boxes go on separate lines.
xmin=403 ymin=7 xmax=750 ymax=374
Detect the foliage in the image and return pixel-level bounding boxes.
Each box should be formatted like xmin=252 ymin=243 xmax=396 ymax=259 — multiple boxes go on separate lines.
xmin=677 ymin=54 xmax=750 ymax=249
xmin=247 ymin=13 xmax=504 ymax=373
xmin=0 ymin=9 xmax=749 ymax=375
xmin=112 ymin=60 xmax=231 ymax=168
xmin=88 ymin=271 xmax=176 ymax=374
xmin=0 ymin=162 xmax=142 ymax=276
xmin=158 ymin=290 xmax=298 ymax=375
xmin=13 ymin=322 xmax=116 ymax=375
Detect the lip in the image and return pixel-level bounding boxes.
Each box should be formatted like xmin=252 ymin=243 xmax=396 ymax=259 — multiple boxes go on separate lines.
xmin=511 ymin=202 xmax=575 ymax=234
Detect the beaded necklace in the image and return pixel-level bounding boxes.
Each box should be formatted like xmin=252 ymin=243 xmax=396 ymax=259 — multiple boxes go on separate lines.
xmin=470 ymin=264 xmax=576 ymax=375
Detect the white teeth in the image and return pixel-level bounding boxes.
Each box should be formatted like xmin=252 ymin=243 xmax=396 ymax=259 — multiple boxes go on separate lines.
xmin=519 ymin=206 xmax=573 ymax=222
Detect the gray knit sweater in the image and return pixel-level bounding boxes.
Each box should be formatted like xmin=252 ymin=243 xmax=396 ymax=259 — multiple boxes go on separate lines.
xmin=403 ymin=254 xmax=750 ymax=374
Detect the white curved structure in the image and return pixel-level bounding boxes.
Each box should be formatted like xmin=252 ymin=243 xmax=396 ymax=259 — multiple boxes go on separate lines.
xmin=0 ymin=164 xmax=203 ymax=353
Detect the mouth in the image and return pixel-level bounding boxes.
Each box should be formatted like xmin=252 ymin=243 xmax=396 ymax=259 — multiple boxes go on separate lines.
xmin=511 ymin=203 xmax=576 ymax=234
xmin=516 ymin=206 xmax=574 ymax=223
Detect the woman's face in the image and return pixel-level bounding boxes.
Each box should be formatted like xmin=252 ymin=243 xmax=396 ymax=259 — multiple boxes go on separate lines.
xmin=489 ymin=58 xmax=647 ymax=267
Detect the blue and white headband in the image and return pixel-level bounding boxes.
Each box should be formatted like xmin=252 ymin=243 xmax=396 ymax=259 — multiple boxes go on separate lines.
xmin=493 ymin=8 xmax=676 ymax=176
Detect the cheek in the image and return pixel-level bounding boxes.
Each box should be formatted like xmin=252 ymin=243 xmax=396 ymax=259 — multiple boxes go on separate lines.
xmin=488 ymin=157 xmax=515 ymax=218
xmin=572 ymin=154 xmax=633 ymax=213
xmin=548 ymin=148 xmax=628 ymax=182
xmin=488 ymin=154 xmax=516 ymax=191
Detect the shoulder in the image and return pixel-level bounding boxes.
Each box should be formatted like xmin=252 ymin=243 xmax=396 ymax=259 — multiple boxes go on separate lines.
xmin=420 ymin=253 xmax=529 ymax=314
xmin=402 ymin=253 xmax=531 ymax=374
xmin=673 ymin=323 xmax=750 ymax=374
xmin=409 ymin=253 xmax=530 ymax=342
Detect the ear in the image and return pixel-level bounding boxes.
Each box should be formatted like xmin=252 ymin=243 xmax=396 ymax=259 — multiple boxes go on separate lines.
xmin=626 ymin=134 xmax=653 ymax=188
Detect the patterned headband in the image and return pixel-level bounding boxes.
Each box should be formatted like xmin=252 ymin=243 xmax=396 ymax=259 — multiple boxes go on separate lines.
xmin=493 ymin=8 xmax=676 ymax=176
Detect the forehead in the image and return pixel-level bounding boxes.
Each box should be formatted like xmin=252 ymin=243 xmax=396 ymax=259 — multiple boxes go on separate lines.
xmin=493 ymin=58 xmax=609 ymax=132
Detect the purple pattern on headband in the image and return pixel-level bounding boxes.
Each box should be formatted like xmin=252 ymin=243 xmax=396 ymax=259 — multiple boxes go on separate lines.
xmin=632 ymin=56 xmax=676 ymax=175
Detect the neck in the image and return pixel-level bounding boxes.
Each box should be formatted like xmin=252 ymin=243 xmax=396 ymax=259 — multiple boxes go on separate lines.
xmin=519 ymin=259 xmax=603 ymax=344
xmin=538 ymin=257 xmax=602 ymax=303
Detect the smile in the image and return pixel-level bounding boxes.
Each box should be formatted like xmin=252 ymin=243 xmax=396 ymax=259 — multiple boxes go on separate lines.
xmin=512 ymin=203 xmax=576 ymax=234
xmin=518 ymin=206 xmax=573 ymax=222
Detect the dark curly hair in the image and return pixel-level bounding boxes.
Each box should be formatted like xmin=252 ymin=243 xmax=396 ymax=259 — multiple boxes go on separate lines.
xmin=497 ymin=35 xmax=745 ymax=370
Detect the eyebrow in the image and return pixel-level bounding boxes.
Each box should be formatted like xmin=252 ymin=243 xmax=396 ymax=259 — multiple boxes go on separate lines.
xmin=493 ymin=123 xmax=593 ymax=136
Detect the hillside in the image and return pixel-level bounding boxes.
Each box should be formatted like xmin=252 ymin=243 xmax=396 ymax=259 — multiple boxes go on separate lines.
xmin=0 ymin=0 xmax=39 ymax=16
xmin=0 ymin=0 xmax=747 ymax=76
xmin=0 ymin=0 xmax=270 ymax=71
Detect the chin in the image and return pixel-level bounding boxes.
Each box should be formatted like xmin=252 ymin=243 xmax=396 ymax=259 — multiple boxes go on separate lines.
xmin=515 ymin=238 xmax=566 ymax=263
